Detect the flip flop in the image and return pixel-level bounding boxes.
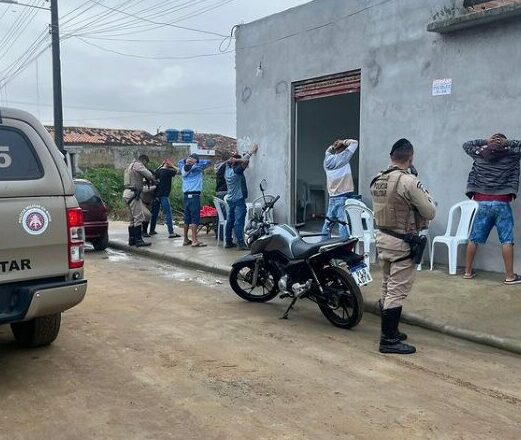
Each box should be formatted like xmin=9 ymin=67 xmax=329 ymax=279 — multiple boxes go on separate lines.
xmin=463 ymin=272 xmax=477 ymax=279
xmin=192 ymin=242 xmax=207 ymax=248
xmin=504 ymin=274 xmax=521 ymax=285
xmin=183 ymin=240 xmax=192 ymax=246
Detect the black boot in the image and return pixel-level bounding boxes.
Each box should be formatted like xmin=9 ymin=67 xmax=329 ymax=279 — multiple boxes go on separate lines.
xmin=142 ymin=221 xmax=151 ymax=237
xmin=128 ymin=226 xmax=136 ymax=246
xmin=378 ymin=299 xmax=407 ymax=341
xmin=134 ymin=225 xmax=151 ymax=247
xmin=379 ymin=307 xmax=416 ymax=354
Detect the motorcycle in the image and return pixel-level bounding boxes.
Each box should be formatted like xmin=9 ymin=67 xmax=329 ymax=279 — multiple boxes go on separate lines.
xmin=228 ymin=180 xmax=372 ymax=329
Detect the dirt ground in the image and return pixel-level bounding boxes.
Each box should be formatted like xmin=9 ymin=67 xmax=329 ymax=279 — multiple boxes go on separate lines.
xmin=0 ymin=249 xmax=520 ymax=440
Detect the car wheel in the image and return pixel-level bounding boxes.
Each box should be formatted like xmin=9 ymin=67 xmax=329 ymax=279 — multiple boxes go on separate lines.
xmin=11 ymin=313 xmax=61 ymax=348
xmin=92 ymin=231 xmax=109 ymax=251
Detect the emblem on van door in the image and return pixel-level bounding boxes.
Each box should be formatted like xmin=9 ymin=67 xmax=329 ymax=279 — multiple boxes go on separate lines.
xmin=19 ymin=205 xmax=51 ymax=235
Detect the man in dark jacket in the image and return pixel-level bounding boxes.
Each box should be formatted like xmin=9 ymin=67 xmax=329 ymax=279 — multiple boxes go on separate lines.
xmin=215 ymin=161 xmax=228 ymax=199
xmin=149 ymin=158 xmax=180 ymax=238
xmin=463 ymin=134 xmax=521 ymax=284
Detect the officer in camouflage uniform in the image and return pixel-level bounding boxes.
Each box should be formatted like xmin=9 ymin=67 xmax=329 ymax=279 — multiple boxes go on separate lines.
xmin=123 ymin=154 xmax=156 ymax=247
xmin=370 ymin=139 xmax=436 ymax=354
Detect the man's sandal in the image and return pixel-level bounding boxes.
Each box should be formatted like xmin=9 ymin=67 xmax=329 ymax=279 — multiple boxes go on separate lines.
xmin=504 ymin=274 xmax=521 ymax=285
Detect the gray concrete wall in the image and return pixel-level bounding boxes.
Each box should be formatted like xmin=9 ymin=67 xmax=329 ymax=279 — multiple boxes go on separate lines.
xmin=67 ymin=144 xmax=191 ymax=171
xmin=236 ymin=0 xmax=521 ymax=273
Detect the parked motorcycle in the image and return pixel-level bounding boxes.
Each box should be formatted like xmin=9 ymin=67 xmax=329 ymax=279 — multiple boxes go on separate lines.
xmin=229 ymin=180 xmax=372 ymax=329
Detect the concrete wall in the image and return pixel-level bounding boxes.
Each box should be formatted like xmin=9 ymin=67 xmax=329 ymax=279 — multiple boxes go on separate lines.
xmin=236 ymin=0 xmax=521 ymax=272
xmin=67 ymin=144 xmax=191 ymax=171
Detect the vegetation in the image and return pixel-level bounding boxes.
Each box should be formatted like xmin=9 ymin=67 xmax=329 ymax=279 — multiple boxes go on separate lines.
xmin=83 ymin=167 xmax=217 ymax=220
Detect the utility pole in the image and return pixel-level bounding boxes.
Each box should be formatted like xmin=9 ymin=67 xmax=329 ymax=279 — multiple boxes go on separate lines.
xmin=50 ymin=0 xmax=64 ymax=155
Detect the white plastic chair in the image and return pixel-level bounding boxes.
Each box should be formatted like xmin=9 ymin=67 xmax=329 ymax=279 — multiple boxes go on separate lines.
xmin=213 ymin=197 xmax=228 ymax=247
xmin=416 ymin=229 xmax=432 ymax=271
xmin=430 ymin=200 xmax=479 ymax=275
xmin=344 ymin=199 xmax=376 ymax=268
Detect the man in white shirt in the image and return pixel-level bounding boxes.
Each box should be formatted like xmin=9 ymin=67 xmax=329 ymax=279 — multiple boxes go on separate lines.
xmin=321 ymin=138 xmax=359 ymax=239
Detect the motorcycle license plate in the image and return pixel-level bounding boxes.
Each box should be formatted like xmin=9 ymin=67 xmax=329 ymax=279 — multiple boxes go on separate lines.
xmin=352 ymin=264 xmax=373 ymax=286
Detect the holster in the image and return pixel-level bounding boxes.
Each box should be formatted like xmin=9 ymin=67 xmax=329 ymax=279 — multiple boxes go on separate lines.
xmin=125 ymin=188 xmax=142 ymax=205
xmin=380 ymin=229 xmax=427 ymax=264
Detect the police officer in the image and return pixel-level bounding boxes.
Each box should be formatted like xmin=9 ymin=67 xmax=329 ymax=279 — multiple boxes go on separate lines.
xmin=123 ymin=154 xmax=156 ymax=247
xmin=370 ymin=139 xmax=436 ymax=354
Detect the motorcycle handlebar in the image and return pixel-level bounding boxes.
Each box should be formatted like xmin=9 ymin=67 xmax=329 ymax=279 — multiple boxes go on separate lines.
xmin=312 ymin=214 xmax=348 ymax=226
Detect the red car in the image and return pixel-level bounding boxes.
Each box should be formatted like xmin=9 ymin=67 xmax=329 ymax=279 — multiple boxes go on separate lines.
xmin=74 ymin=179 xmax=109 ymax=251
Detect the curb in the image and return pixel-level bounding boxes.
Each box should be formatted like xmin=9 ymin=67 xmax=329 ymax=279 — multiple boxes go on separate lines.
xmin=109 ymin=241 xmax=521 ymax=356
xmin=109 ymin=241 xmax=230 ymax=277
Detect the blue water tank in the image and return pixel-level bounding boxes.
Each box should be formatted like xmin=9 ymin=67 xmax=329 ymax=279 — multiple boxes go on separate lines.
xmin=180 ymin=129 xmax=194 ymax=143
xmin=165 ymin=129 xmax=179 ymax=143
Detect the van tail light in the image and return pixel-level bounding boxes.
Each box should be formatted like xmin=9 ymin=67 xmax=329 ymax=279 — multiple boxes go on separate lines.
xmin=67 ymin=207 xmax=85 ymax=269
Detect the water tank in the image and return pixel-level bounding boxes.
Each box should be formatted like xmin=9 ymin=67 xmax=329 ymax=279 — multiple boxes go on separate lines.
xmin=180 ymin=129 xmax=194 ymax=143
xmin=165 ymin=129 xmax=179 ymax=143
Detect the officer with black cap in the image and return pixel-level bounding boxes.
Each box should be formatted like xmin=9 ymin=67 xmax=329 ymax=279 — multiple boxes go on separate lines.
xmin=370 ymin=139 xmax=436 ymax=354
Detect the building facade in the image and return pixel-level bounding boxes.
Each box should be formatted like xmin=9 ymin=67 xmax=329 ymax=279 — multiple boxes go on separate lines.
xmin=236 ymin=0 xmax=521 ymax=272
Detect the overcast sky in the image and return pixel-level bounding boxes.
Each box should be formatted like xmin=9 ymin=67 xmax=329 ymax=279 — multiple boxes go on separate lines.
xmin=0 ymin=0 xmax=310 ymax=137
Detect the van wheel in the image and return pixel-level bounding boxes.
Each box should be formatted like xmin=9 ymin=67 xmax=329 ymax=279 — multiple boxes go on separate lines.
xmin=11 ymin=313 xmax=61 ymax=348
xmin=92 ymin=232 xmax=109 ymax=251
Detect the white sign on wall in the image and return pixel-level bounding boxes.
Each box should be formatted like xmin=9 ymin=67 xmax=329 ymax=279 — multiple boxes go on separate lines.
xmin=432 ymin=78 xmax=452 ymax=96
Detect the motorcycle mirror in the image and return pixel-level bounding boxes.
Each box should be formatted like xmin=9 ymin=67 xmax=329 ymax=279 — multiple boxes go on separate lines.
xmin=260 ymin=179 xmax=268 ymax=192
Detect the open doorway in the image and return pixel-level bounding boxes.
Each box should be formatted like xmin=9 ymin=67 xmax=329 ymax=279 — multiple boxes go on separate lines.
xmin=292 ymin=71 xmax=361 ymax=231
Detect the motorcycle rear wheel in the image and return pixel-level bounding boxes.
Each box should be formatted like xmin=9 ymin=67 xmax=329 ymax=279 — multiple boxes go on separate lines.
xmin=317 ymin=266 xmax=364 ymax=329
xmin=229 ymin=260 xmax=279 ymax=302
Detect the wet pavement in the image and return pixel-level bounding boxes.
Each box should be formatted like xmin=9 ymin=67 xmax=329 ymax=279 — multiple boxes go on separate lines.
xmin=108 ymin=221 xmax=521 ymax=353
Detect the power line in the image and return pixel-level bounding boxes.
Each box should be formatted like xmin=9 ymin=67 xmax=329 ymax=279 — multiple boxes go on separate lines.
xmin=75 ymin=36 xmax=233 ymax=60
xmin=7 ymin=98 xmax=234 ymax=115
xmin=84 ymin=0 xmax=228 ymax=37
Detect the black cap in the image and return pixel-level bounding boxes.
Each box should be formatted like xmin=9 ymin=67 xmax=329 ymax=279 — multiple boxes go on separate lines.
xmin=189 ymin=153 xmax=200 ymax=162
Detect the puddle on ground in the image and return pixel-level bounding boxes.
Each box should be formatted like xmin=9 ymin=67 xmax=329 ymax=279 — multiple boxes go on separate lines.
xmin=105 ymin=249 xmax=131 ymax=262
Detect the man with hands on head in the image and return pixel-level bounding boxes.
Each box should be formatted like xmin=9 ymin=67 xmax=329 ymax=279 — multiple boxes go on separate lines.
xmin=463 ymin=133 xmax=521 ymax=284
xmin=322 ymin=138 xmax=359 ymax=239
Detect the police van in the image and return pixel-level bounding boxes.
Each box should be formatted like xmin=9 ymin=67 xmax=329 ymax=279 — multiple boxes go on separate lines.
xmin=0 ymin=107 xmax=87 ymax=347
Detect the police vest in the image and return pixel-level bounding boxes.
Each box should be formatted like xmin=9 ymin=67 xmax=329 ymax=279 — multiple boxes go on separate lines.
xmin=124 ymin=161 xmax=144 ymax=190
xmin=370 ymin=168 xmax=413 ymax=230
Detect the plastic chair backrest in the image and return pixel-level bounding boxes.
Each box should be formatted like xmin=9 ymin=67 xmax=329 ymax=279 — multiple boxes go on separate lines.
xmin=213 ymin=197 xmax=227 ymax=222
xmin=445 ymin=200 xmax=479 ymax=238
xmin=252 ymin=194 xmax=276 ymax=207
xmin=344 ymin=199 xmax=375 ymax=238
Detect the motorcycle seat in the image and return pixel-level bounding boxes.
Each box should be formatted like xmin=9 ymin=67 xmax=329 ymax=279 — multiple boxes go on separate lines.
xmin=291 ymin=237 xmax=354 ymax=260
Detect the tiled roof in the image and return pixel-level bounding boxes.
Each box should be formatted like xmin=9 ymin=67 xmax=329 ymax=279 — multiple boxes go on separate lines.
xmin=44 ymin=126 xmax=238 ymax=156
xmin=46 ymin=126 xmax=163 ymax=146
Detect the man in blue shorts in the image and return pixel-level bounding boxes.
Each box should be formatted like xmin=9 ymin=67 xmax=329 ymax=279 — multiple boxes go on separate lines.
xmin=179 ymin=153 xmax=211 ymax=247
xmin=463 ymin=134 xmax=521 ymax=284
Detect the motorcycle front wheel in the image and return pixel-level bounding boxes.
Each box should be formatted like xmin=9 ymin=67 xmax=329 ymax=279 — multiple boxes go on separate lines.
xmin=317 ymin=266 xmax=364 ymax=329
xmin=229 ymin=260 xmax=279 ymax=302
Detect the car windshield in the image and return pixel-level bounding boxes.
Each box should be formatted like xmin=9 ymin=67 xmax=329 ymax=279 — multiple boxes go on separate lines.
xmin=75 ymin=182 xmax=101 ymax=204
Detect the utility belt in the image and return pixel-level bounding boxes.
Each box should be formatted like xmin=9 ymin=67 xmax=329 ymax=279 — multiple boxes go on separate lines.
xmin=380 ymin=228 xmax=427 ymax=264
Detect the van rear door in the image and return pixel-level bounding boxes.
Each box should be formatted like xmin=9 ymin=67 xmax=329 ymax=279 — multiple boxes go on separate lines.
xmin=0 ymin=117 xmax=69 ymax=283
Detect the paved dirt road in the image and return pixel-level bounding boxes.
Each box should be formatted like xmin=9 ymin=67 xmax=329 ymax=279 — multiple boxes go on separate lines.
xmin=1 ymin=249 xmax=520 ymax=439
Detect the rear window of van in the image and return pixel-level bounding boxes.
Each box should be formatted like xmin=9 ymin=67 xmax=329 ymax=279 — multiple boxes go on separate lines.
xmin=0 ymin=127 xmax=43 ymax=181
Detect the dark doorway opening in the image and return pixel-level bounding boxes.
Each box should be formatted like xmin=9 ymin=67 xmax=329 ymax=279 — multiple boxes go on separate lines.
xmin=293 ymin=71 xmax=361 ymax=229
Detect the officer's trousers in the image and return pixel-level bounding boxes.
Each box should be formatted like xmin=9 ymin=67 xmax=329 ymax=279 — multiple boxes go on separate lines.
xmin=376 ymin=231 xmax=416 ymax=310
xmin=380 ymin=258 xmax=416 ymax=310
xmin=123 ymin=189 xmax=149 ymax=227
